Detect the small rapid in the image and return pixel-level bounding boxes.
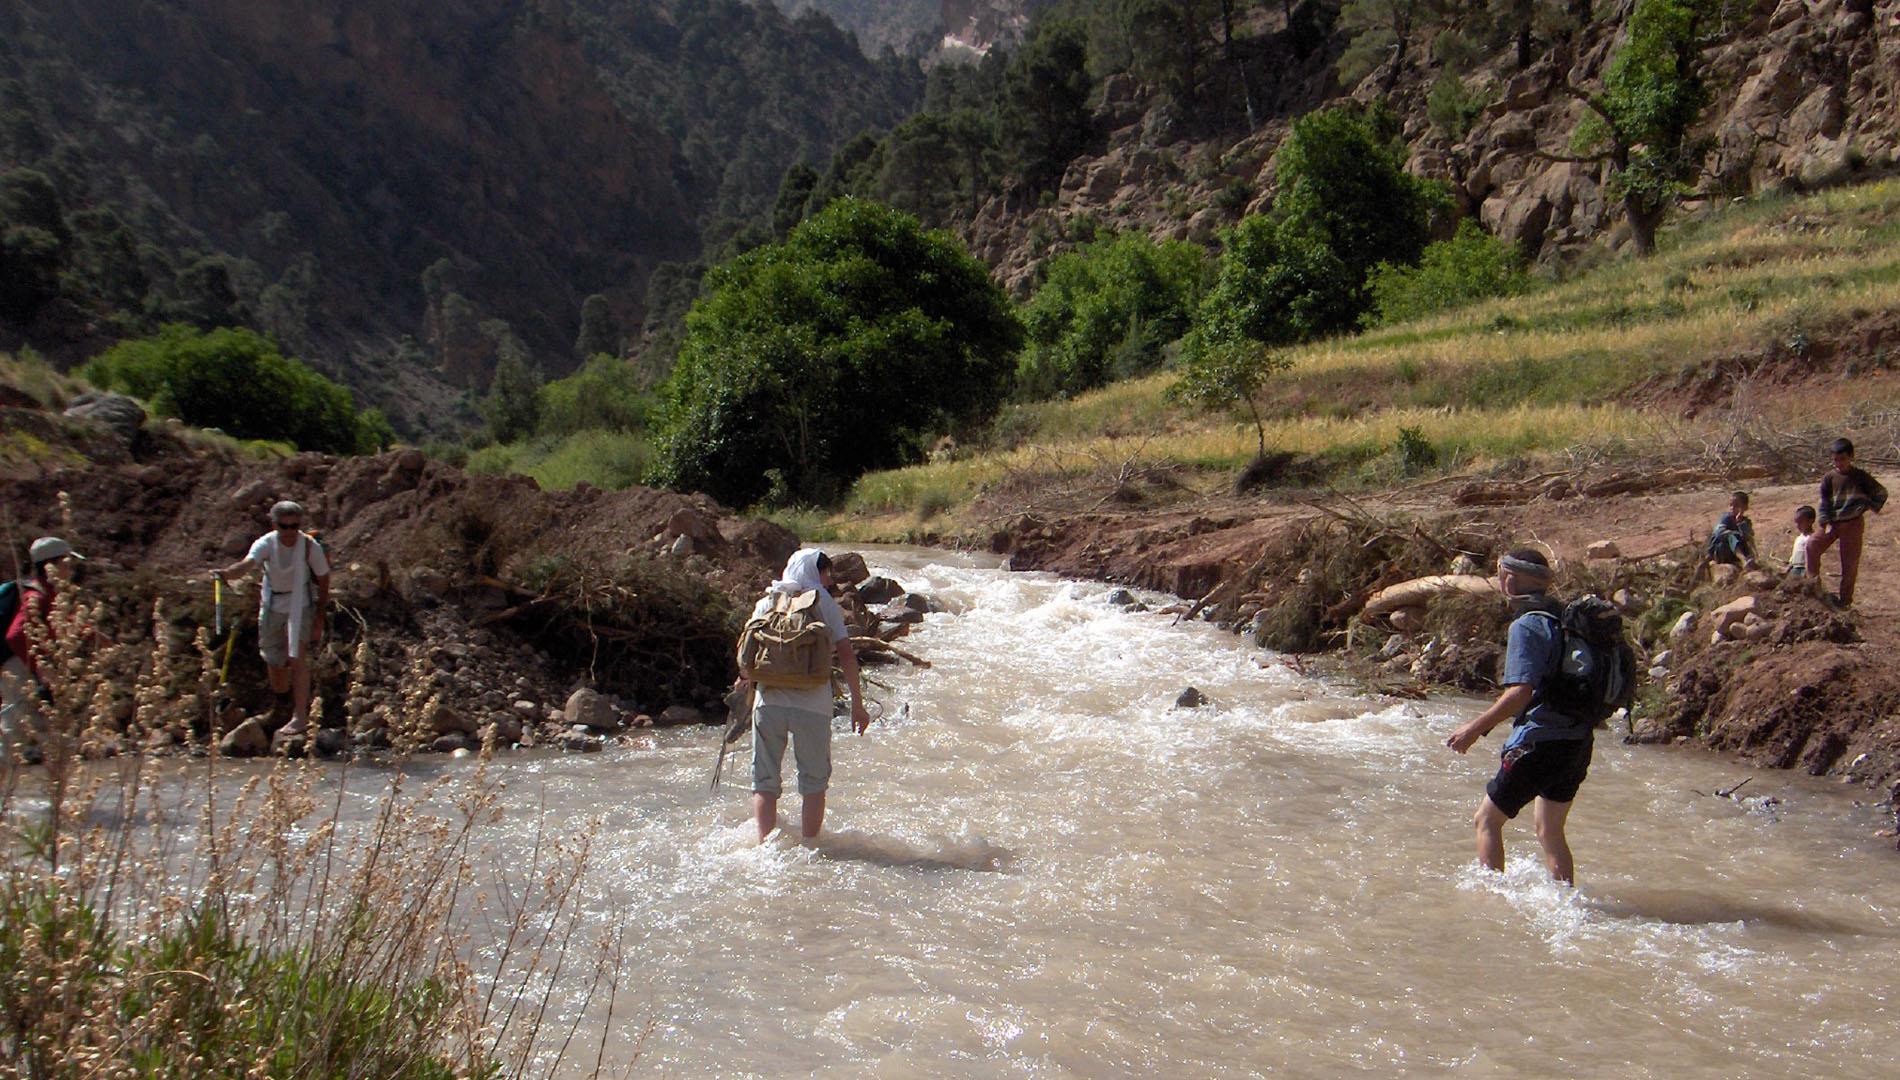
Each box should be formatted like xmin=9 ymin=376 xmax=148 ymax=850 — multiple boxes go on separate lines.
xmin=327 ymin=549 xmax=1899 ymax=1076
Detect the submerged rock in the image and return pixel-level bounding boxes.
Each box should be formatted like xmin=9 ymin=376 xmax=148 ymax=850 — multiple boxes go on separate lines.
xmin=1174 ymin=687 xmax=1207 ymax=709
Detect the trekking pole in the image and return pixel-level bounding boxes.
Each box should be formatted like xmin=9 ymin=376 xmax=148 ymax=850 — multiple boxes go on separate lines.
xmin=213 ymin=576 xmax=224 ymax=639
xmin=219 ymin=614 xmax=240 ymax=687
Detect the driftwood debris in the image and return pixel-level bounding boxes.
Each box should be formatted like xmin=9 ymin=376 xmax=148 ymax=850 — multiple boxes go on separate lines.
xmin=851 ymin=636 xmax=931 ymax=668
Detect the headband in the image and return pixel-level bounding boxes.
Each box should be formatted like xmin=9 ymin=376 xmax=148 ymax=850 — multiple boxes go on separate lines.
xmin=1498 ymin=554 xmax=1552 ymax=579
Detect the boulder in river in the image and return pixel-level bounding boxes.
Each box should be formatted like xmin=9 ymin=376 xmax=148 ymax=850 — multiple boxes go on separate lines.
xmin=828 ymin=552 xmax=870 ymax=586
xmin=566 ymin=688 xmax=619 ymax=731
xmin=857 ymin=576 xmax=904 ymax=605
xmin=1174 ymin=687 xmax=1208 ymax=709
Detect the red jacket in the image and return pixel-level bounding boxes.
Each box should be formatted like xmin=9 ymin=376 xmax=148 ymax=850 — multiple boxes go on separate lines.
xmin=4 ymin=580 xmax=52 ymax=679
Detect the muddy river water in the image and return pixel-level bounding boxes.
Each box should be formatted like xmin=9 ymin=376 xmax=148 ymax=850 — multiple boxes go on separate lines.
xmin=344 ymin=549 xmax=1895 ymax=1075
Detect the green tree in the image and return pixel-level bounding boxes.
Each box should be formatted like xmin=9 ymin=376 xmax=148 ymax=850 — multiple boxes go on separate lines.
xmin=0 ymin=168 xmax=69 ymax=321
xmin=1183 ymin=215 xmax=1355 ymax=355
xmin=1337 ymin=0 xmax=1435 ymax=92
xmin=1272 ymin=103 xmax=1445 ymax=293
xmin=1017 ymin=231 xmax=1207 ymax=399
xmin=480 ymin=334 xmax=543 ymax=444
xmin=575 ymin=293 xmax=620 ymax=361
xmin=771 ymin=163 xmax=819 ymax=238
xmin=83 ymin=326 xmax=383 ymax=454
xmin=1167 ymin=338 xmax=1287 ymax=458
xmin=1364 ymin=219 xmax=1531 ymax=325
xmin=1567 ymin=0 xmax=1732 ymax=254
xmin=1001 ymin=18 xmax=1094 ymax=192
xmin=656 ymin=198 xmax=1022 ymax=506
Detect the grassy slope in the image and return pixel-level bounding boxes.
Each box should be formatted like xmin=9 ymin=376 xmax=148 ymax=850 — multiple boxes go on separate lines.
xmin=837 ymin=180 xmax=1900 ymax=536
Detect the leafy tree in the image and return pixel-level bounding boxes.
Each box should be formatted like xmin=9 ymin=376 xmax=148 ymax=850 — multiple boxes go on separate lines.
xmin=0 ymin=168 xmax=69 ymax=321
xmin=1337 ymin=0 xmax=1435 ymax=92
xmin=656 ymin=198 xmax=1022 ymax=506
xmin=1567 ymin=0 xmax=1734 ymax=254
xmin=1272 ymin=103 xmax=1446 ymax=294
xmin=1184 ymin=215 xmax=1355 ymax=355
xmin=1001 ymin=17 xmax=1094 ymax=193
xmin=771 ymin=163 xmax=819 ymax=237
xmin=83 ymin=326 xmax=383 ymax=453
xmin=480 ymin=332 xmax=543 ymax=444
xmin=1017 ymin=231 xmax=1208 ymax=399
xmin=1167 ymin=338 xmax=1287 ymax=458
xmin=575 ymin=293 xmax=620 ymax=361
xmin=1364 ymin=219 xmax=1531 ymax=325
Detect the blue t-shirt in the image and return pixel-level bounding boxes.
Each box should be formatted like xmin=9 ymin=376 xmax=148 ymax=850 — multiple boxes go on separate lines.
xmin=1500 ymin=605 xmax=1589 ymax=750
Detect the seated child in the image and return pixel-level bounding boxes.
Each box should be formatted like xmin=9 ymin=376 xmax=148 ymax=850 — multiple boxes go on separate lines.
xmin=1707 ymin=490 xmax=1758 ymax=568
xmin=1788 ymin=505 xmax=1816 ymax=576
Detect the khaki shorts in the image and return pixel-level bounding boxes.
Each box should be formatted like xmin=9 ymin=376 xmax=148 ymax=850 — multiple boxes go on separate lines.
xmin=751 ymin=705 xmax=832 ymax=797
xmin=258 ymin=607 xmax=316 ymax=668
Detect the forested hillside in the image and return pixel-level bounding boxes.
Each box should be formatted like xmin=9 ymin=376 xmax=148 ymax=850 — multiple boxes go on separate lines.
xmin=0 ymin=0 xmax=920 ymax=435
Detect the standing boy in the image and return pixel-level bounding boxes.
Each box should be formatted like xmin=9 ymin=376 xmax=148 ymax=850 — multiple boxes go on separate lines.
xmin=1806 ymin=438 xmax=1887 ymax=605
xmin=1446 ymin=549 xmax=1592 ymax=885
xmin=211 ymin=501 xmax=331 ymax=736
xmin=1788 ymin=505 xmax=1816 ymax=577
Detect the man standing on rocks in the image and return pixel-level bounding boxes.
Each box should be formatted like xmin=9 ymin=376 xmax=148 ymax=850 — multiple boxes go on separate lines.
xmin=2 ymin=537 xmax=84 ymax=761
xmin=212 ymin=501 xmax=331 ymax=737
xmin=1446 ymin=549 xmax=1591 ymax=885
xmin=737 ymin=549 xmax=870 ymax=843
xmin=1806 ymin=437 xmax=1886 ymax=606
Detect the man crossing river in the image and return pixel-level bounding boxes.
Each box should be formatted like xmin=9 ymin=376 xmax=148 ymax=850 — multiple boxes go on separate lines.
xmin=1446 ymin=549 xmax=1592 ymax=885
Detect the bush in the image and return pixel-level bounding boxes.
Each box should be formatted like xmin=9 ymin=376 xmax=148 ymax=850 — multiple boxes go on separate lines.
xmin=1016 ymin=231 xmax=1207 ymax=399
xmin=536 ymin=353 xmax=652 ymax=437
xmin=1427 ymin=72 xmax=1494 ymax=138
xmin=656 ymin=198 xmax=1022 ymax=507
xmin=467 ymin=428 xmax=653 ymax=491
xmin=82 ymin=325 xmax=387 ymax=454
xmin=1365 ymin=219 xmax=1532 ymax=326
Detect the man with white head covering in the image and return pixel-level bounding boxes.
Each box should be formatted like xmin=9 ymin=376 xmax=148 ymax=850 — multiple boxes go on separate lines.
xmin=737 ymin=548 xmax=871 ymax=842
xmin=212 ymin=500 xmax=331 ymax=737
xmin=1445 ymin=548 xmax=1593 ymax=885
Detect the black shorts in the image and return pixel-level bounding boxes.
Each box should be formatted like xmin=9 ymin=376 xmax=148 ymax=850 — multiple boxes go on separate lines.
xmin=1485 ymin=737 xmax=1592 ymax=818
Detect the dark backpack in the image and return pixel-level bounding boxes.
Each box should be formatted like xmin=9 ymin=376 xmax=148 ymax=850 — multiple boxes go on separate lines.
xmin=1523 ymin=595 xmax=1638 ymax=727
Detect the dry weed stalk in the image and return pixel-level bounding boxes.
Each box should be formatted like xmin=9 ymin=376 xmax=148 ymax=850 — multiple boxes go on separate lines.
xmin=1 ymin=540 xmax=628 ymax=1077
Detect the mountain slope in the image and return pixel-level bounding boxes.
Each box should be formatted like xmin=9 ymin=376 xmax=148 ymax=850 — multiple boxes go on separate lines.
xmin=0 ymin=0 xmax=921 ymax=433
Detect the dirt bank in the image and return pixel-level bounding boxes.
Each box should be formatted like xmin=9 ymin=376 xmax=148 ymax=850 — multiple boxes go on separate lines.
xmin=3 ymin=399 xmax=798 ymax=755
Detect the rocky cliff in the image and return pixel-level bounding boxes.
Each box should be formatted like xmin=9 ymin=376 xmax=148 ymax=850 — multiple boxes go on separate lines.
xmin=961 ymin=0 xmax=1899 ymax=294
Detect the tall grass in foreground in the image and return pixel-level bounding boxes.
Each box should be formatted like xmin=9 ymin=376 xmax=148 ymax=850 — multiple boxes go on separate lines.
xmin=0 ymin=518 xmax=626 ymax=1077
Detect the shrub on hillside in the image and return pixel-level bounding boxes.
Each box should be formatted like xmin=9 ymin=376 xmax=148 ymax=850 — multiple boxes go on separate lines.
xmin=655 ymin=198 xmax=1022 ymax=507
xmin=1017 ymin=231 xmax=1207 ymax=400
xmin=83 ymin=325 xmax=388 ymax=454
xmin=536 ymin=353 xmax=652 ymax=437
xmin=1365 ymin=220 xmax=1532 ymax=326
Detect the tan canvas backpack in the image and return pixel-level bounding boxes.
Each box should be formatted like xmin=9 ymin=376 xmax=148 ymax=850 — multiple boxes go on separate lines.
xmin=737 ymin=590 xmax=834 ymax=689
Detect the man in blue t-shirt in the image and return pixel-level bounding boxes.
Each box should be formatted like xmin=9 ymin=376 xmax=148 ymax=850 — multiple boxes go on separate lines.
xmin=1446 ymin=548 xmax=1592 ymax=884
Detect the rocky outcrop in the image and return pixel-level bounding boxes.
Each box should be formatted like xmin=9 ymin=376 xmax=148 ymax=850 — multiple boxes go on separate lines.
xmin=965 ymin=1 xmax=1900 ymax=280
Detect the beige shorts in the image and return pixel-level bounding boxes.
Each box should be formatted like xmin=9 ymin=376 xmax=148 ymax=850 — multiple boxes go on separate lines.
xmin=751 ymin=705 xmax=832 ymax=796
xmin=258 ymin=607 xmax=316 ymax=668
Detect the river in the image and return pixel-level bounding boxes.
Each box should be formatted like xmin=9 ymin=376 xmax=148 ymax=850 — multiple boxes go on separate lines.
xmin=334 ymin=549 xmax=1897 ymax=1076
